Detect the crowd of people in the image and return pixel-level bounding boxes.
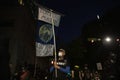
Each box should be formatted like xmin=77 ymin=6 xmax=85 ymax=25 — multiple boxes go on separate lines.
xmin=71 ymin=64 xmax=101 ymax=80
xmin=49 ymin=49 xmax=102 ymax=80
xmin=10 ymin=48 xmax=103 ymax=80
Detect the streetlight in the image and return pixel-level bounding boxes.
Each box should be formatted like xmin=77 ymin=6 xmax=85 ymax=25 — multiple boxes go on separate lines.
xmin=105 ymin=37 xmax=111 ymax=42
xmin=103 ymin=36 xmax=113 ymax=46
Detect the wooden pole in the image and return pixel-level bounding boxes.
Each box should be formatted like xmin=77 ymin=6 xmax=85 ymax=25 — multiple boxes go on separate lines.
xmin=50 ymin=9 xmax=57 ymax=78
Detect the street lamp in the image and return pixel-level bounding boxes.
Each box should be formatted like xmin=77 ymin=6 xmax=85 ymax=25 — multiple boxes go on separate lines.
xmin=105 ymin=37 xmax=111 ymax=42
xmin=103 ymin=36 xmax=113 ymax=46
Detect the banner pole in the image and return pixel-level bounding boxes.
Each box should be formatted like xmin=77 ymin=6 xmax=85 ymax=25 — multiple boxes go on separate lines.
xmin=50 ymin=9 xmax=57 ymax=78
xmin=33 ymin=56 xmax=37 ymax=77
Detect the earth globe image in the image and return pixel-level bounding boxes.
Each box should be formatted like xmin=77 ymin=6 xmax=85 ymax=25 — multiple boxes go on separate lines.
xmin=39 ymin=24 xmax=53 ymax=43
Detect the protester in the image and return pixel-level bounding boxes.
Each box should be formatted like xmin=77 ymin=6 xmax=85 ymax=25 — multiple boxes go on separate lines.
xmin=50 ymin=49 xmax=70 ymax=80
xmin=71 ymin=65 xmax=82 ymax=80
xmin=82 ymin=64 xmax=91 ymax=80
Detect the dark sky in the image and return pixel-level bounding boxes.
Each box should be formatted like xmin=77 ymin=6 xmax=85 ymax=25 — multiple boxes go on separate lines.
xmin=38 ymin=0 xmax=120 ymax=43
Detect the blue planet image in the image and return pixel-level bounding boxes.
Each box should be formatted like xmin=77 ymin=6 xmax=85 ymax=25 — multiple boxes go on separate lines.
xmin=39 ymin=24 xmax=53 ymax=43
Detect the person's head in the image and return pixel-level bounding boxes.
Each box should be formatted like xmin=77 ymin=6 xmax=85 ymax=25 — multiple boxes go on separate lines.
xmin=58 ymin=49 xmax=65 ymax=58
xmin=74 ymin=65 xmax=79 ymax=70
xmin=84 ymin=64 xmax=88 ymax=69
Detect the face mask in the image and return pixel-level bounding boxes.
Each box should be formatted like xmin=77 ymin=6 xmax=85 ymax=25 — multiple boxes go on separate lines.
xmin=85 ymin=67 xmax=88 ymax=69
xmin=58 ymin=52 xmax=63 ymax=57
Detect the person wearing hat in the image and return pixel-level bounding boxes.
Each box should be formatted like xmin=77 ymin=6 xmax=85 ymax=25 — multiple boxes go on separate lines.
xmin=50 ymin=49 xmax=70 ymax=80
xmin=71 ymin=65 xmax=82 ymax=80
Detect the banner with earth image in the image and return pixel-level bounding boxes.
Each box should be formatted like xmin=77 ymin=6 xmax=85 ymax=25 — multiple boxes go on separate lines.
xmin=36 ymin=21 xmax=54 ymax=56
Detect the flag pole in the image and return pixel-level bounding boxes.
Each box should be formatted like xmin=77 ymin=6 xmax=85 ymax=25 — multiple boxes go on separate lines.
xmin=50 ymin=9 xmax=57 ymax=78
xmin=33 ymin=57 xmax=37 ymax=77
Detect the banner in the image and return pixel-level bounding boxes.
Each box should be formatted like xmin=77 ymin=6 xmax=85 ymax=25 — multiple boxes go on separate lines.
xmin=36 ymin=21 xmax=54 ymax=56
xmin=96 ymin=62 xmax=102 ymax=70
xmin=38 ymin=7 xmax=61 ymax=27
xmin=36 ymin=6 xmax=62 ymax=56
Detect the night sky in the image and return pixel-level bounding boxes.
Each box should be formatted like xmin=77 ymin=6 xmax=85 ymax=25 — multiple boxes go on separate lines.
xmin=38 ymin=0 xmax=120 ymax=43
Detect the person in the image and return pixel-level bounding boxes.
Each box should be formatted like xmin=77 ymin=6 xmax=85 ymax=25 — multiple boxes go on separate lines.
xmin=82 ymin=64 xmax=91 ymax=80
xmin=71 ymin=65 xmax=82 ymax=80
xmin=93 ymin=71 xmax=101 ymax=80
xmin=20 ymin=66 xmax=30 ymax=80
xmin=50 ymin=49 xmax=70 ymax=80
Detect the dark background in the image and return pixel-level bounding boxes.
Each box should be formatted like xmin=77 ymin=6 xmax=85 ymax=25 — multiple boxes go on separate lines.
xmin=0 ymin=0 xmax=120 ymax=79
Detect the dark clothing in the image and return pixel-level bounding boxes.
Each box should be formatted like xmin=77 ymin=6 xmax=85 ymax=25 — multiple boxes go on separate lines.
xmin=73 ymin=70 xmax=80 ymax=80
xmin=50 ymin=59 xmax=70 ymax=80
xmin=82 ymin=69 xmax=91 ymax=80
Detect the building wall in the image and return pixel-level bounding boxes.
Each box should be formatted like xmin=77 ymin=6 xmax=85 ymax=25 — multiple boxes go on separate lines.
xmin=0 ymin=6 xmax=35 ymax=75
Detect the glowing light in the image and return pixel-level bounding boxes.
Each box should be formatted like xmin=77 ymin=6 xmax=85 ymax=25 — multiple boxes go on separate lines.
xmin=116 ymin=38 xmax=119 ymax=42
xmin=18 ymin=0 xmax=24 ymax=5
xmin=105 ymin=37 xmax=111 ymax=42
xmin=91 ymin=40 xmax=94 ymax=43
xmin=97 ymin=15 xmax=100 ymax=19
xmin=98 ymin=38 xmax=101 ymax=41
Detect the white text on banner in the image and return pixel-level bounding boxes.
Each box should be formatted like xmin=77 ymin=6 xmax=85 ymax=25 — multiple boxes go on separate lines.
xmin=38 ymin=7 xmax=61 ymax=27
